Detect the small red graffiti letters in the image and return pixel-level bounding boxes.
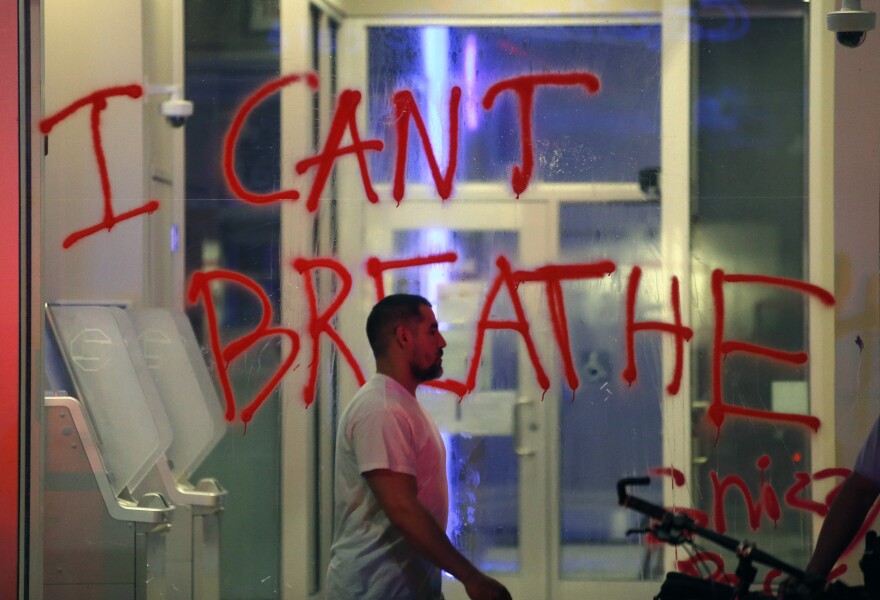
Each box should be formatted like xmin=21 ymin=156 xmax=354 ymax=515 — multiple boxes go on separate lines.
xmin=784 ymin=467 xmax=850 ymax=517
xmin=710 ymin=455 xmax=781 ymax=533
xmin=651 ymin=462 xmax=879 ymax=589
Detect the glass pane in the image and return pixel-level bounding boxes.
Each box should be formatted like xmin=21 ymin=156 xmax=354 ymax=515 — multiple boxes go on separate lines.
xmin=184 ymin=1 xmax=283 ymax=597
xmin=37 ymin=1 xmax=873 ymax=598
xmin=367 ymin=25 xmax=661 ymax=184
xmin=391 ymin=229 xmax=522 ymax=574
xmin=557 ymin=202 xmax=663 ymax=581
xmin=690 ymin=10 xmax=812 ymax=578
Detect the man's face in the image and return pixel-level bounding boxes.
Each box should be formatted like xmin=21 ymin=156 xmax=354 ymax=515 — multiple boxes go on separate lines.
xmin=407 ymin=305 xmax=446 ymax=382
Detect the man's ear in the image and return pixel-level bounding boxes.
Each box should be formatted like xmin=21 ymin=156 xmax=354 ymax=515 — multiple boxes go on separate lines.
xmin=393 ymin=323 xmax=409 ymax=347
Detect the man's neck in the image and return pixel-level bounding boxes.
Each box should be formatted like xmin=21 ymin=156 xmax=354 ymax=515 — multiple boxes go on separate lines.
xmin=375 ymin=361 xmax=418 ymax=397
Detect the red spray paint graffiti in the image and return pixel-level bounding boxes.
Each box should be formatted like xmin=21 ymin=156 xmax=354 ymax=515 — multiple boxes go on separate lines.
xmin=293 ymin=257 xmax=366 ymax=407
xmin=41 ymin=71 xmax=605 ymax=242
xmin=44 ymin=81 xmax=838 ymax=428
xmin=39 ymin=85 xmax=160 ymax=248
xmin=364 ymin=252 xmax=469 ymax=396
xmin=482 ymin=73 xmax=601 ymax=198
xmin=45 ymin=79 xmax=855 ymax=589
xmin=365 ymin=252 xmax=459 ymax=302
xmin=651 ymin=463 xmax=879 ymax=588
xmin=187 ymin=269 xmax=300 ymax=425
xmin=463 ymin=256 xmax=552 ymax=396
xmin=710 ymin=455 xmax=781 ymax=533
xmin=185 ymin=253 xmax=836 ymax=437
xmin=295 ymin=89 xmax=384 ymax=211
xmin=511 ymin=260 xmax=616 ymax=393
xmin=223 ymin=72 xmax=319 ymax=205
xmin=623 ymin=267 xmax=693 ymax=395
xmin=709 ymin=270 xmax=836 ymax=435
xmin=392 ymin=87 xmax=461 ymax=204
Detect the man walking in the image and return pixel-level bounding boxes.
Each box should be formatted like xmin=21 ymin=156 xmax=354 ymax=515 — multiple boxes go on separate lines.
xmin=325 ymin=294 xmax=512 ymax=600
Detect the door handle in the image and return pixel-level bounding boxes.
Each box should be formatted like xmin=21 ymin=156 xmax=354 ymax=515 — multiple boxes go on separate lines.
xmin=513 ymin=397 xmax=535 ymax=457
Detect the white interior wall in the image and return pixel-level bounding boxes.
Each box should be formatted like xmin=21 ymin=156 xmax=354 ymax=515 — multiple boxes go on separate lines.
xmin=832 ymin=1 xmax=880 ymax=582
xmin=143 ymin=0 xmax=186 ymax=310
xmin=833 ymin=0 xmax=880 ymax=481
xmin=43 ymin=0 xmax=148 ymax=304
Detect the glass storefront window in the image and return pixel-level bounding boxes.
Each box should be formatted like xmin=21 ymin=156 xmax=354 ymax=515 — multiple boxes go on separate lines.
xmin=691 ymin=10 xmax=812 ymax=574
xmin=367 ymin=25 xmax=661 ymax=184
xmin=23 ymin=1 xmax=879 ymax=599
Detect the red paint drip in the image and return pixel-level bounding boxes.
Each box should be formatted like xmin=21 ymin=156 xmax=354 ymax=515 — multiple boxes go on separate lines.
xmin=39 ymin=85 xmax=160 ymax=248
xmin=482 ymin=73 xmax=601 ymax=197
xmin=223 ymin=72 xmax=319 ymax=205
xmin=648 ymin=466 xmax=687 ymax=487
xmin=392 ymin=87 xmax=460 ymax=204
xmin=296 ymin=89 xmax=383 ymax=211
xmin=187 ymin=270 xmax=300 ymax=424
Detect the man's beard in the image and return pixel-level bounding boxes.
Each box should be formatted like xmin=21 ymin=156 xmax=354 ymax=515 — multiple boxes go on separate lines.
xmin=411 ymin=354 xmax=443 ymax=382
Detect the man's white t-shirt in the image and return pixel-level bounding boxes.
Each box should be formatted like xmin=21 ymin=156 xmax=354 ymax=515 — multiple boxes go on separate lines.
xmin=325 ymin=374 xmax=449 ymax=600
xmin=854 ymin=415 xmax=880 ymax=486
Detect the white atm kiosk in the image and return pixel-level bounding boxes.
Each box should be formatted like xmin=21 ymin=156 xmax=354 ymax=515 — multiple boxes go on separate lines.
xmin=45 ymin=304 xmax=226 ymax=600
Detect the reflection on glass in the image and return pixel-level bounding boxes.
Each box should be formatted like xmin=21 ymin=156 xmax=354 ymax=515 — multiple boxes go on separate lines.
xmin=690 ymin=12 xmax=811 ymax=573
xmin=368 ymin=25 xmax=661 ymax=185
xmin=393 ymin=229 xmax=521 ymax=573
xmin=558 ymin=202 xmax=663 ymax=581
xmin=185 ymin=1 xmax=283 ymax=596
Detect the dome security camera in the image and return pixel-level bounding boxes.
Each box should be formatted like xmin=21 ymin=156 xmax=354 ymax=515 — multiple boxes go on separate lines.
xmin=160 ymin=98 xmax=194 ymax=128
xmin=827 ymin=0 xmax=877 ymax=48
xmin=146 ymin=81 xmax=194 ymax=127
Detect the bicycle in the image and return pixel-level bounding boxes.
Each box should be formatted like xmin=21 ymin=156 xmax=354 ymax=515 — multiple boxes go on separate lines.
xmin=616 ymin=477 xmax=879 ymax=600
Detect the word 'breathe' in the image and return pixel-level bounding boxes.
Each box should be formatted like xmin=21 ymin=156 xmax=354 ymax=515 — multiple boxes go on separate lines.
xmin=187 ymin=252 xmax=834 ymax=435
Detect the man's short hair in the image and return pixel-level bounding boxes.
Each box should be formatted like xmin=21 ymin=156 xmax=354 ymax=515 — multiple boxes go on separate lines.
xmin=366 ymin=294 xmax=432 ymax=358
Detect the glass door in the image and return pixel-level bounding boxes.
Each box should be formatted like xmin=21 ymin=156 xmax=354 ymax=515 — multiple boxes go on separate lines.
xmin=551 ymin=200 xmax=668 ymax=600
xmin=360 ymin=200 xmax=550 ymax=600
xmin=332 ymin=12 xmax=671 ymax=600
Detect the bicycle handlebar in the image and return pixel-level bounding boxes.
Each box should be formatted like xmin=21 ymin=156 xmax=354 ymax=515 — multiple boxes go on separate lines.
xmin=616 ymin=477 xmax=810 ymax=580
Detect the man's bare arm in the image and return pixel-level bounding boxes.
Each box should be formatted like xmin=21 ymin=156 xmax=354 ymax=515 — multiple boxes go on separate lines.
xmin=806 ymin=471 xmax=880 ymax=579
xmin=364 ymin=469 xmax=511 ymax=600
